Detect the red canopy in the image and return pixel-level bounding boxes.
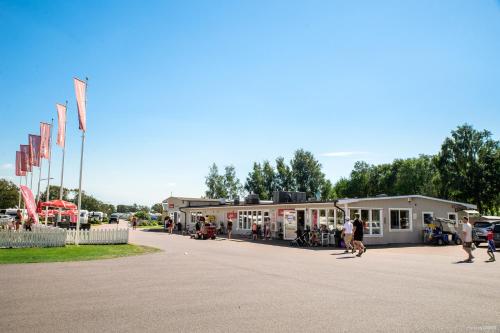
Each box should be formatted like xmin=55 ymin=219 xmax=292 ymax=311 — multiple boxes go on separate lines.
xmin=40 ymin=200 xmax=77 ymax=210
xmin=59 ymin=210 xmax=78 ymax=216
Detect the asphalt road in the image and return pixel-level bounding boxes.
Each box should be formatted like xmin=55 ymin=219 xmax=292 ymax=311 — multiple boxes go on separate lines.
xmin=1 ymin=225 xmax=499 ymax=333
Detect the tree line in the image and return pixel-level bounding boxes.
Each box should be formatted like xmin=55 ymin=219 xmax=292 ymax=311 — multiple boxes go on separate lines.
xmin=205 ymin=124 xmax=500 ymax=214
xmin=0 ymin=182 xmax=163 ymax=215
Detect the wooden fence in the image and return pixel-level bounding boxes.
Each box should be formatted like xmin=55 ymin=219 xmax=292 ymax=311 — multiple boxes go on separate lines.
xmin=0 ymin=228 xmax=66 ymax=248
xmin=0 ymin=227 xmax=129 ymax=248
xmin=65 ymin=228 xmax=129 ymax=245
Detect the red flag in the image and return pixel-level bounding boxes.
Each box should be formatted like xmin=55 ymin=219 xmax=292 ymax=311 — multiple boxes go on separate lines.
xmin=29 ymin=134 xmax=41 ymax=167
xmin=56 ymin=103 xmax=67 ymax=147
xmin=40 ymin=122 xmax=51 ymax=159
xmin=20 ymin=185 xmax=39 ymax=224
xmin=74 ymin=78 xmax=87 ymax=132
xmin=20 ymin=144 xmax=32 ymax=172
xmin=15 ymin=151 xmax=26 ymax=176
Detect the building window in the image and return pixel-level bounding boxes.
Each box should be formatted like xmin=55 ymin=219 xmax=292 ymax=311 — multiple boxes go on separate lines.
xmin=390 ymin=209 xmax=411 ymax=231
xmin=349 ymin=208 xmax=383 ymax=236
xmin=238 ymin=210 xmax=268 ymax=230
xmin=327 ymin=209 xmax=335 ymax=230
xmin=335 ymin=209 xmax=344 ymax=226
xmin=319 ymin=209 xmax=327 ymax=227
xmin=448 ymin=212 xmax=457 ymax=223
xmin=422 ymin=212 xmax=433 ymax=226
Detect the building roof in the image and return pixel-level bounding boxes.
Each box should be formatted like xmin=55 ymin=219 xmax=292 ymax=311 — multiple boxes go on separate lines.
xmin=180 ymin=194 xmax=477 ymax=210
xmin=162 ymin=196 xmax=222 ymax=203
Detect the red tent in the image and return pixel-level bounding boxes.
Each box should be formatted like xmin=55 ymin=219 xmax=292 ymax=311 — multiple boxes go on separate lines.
xmin=40 ymin=200 xmax=77 ymax=210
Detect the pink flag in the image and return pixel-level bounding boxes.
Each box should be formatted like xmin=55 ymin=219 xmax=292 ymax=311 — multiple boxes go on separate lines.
xmin=74 ymin=78 xmax=87 ymax=132
xmin=20 ymin=185 xmax=39 ymax=224
xmin=20 ymin=144 xmax=32 ymax=172
xmin=29 ymin=134 xmax=41 ymax=167
xmin=16 ymin=151 xmax=26 ymax=177
xmin=40 ymin=122 xmax=51 ymax=159
xmin=56 ymin=103 xmax=67 ymax=147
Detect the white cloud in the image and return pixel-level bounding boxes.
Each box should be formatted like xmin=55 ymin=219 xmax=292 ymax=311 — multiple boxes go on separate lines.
xmin=1 ymin=163 xmax=14 ymax=170
xmin=320 ymin=151 xmax=368 ymax=157
xmin=167 ymin=182 xmax=177 ymax=187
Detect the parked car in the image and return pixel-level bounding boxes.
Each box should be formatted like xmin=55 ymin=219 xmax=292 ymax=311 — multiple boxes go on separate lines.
xmin=473 ymin=220 xmax=500 ymax=246
xmin=493 ymin=224 xmax=500 ymax=246
xmin=0 ymin=214 xmax=14 ymax=227
xmin=109 ymin=213 xmax=120 ymax=224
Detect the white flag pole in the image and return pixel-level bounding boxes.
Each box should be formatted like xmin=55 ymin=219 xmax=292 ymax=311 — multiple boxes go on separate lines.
xmin=57 ymin=101 xmax=68 ymax=225
xmin=76 ymin=78 xmax=88 ymax=246
xmin=18 ymin=176 xmax=22 ymax=208
xmin=44 ymin=119 xmax=54 ymax=226
xmin=30 ymin=170 xmax=33 ymax=191
xmin=36 ymin=157 xmax=43 ymax=203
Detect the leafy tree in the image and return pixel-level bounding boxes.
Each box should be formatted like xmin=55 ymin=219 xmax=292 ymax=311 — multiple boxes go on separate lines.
xmin=290 ymin=149 xmax=325 ymax=199
xmin=151 ymin=203 xmax=163 ymax=213
xmin=262 ymin=161 xmax=276 ymax=200
xmin=39 ymin=185 xmax=71 ymax=202
xmin=0 ymin=178 xmax=19 ymax=208
xmin=223 ymin=165 xmax=243 ymax=199
xmin=275 ymin=157 xmax=295 ymax=191
xmin=435 ymin=124 xmax=500 ymax=212
xmin=320 ymin=179 xmax=336 ymax=200
xmin=244 ymin=162 xmax=267 ymax=199
xmin=205 ymin=163 xmax=227 ymax=199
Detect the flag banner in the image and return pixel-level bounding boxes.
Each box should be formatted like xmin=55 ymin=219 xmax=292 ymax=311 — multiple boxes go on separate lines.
xmin=56 ymin=103 xmax=67 ymax=147
xmin=20 ymin=185 xmax=39 ymax=224
xmin=74 ymin=78 xmax=86 ymax=132
xmin=29 ymin=134 xmax=41 ymax=167
xmin=20 ymin=144 xmax=32 ymax=172
xmin=15 ymin=151 xmax=26 ymax=176
xmin=40 ymin=122 xmax=51 ymax=159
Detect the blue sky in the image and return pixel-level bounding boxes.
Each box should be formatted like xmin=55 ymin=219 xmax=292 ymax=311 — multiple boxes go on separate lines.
xmin=1 ymin=0 xmax=499 ymax=206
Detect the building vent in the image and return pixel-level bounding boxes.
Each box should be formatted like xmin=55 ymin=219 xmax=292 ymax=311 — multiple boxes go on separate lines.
xmin=245 ymin=194 xmax=260 ymax=205
xmin=273 ymin=191 xmax=307 ymax=203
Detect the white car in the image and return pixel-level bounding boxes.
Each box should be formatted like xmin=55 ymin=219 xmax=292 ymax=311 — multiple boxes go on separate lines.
xmin=0 ymin=214 xmax=14 ymax=227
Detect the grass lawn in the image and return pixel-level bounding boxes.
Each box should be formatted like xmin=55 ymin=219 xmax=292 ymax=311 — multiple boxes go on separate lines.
xmin=0 ymin=244 xmax=161 ymax=264
xmin=137 ymin=225 xmax=164 ymax=230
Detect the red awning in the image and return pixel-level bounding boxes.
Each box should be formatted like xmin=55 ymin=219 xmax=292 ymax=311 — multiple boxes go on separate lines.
xmin=40 ymin=200 xmax=77 ymax=210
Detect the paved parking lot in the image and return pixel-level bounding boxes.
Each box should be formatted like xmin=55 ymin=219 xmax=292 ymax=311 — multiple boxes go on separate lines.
xmin=1 ymin=228 xmax=499 ymax=333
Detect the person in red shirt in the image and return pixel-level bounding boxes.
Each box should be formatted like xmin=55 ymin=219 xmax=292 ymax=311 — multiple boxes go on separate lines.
xmin=486 ymin=229 xmax=496 ymax=262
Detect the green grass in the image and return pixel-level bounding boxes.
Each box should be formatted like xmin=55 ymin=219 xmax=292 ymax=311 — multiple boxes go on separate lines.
xmin=136 ymin=225 xmax=164 ymax=229
xmin=0 ymin=244 xmax=161 ymax=264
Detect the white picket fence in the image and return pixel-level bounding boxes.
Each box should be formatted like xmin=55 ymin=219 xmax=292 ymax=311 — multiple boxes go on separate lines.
xmin=0 ymin=228 xmax=66 ymax=248
xmin=66 ymin=228 xmax=129 ymax=245
xmin=0 ymin=227 xmax=129 ymax=248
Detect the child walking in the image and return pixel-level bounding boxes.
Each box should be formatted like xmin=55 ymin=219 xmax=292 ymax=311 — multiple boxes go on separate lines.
xmin=486 ymin=228 xmax=496 ymax=262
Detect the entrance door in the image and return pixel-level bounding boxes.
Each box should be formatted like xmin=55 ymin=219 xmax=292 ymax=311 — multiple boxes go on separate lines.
xmin=283 ymin=210 xmax=298 ymax=240
xmin=297 ymin=210 xmax=305 ymax=233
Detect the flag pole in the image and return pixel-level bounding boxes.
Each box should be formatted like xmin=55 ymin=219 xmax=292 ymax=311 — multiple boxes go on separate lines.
xmin=30 ymin=171 xmax=33 ymax=191
xmin=44 ymin=119 xmax=54 ymax=226
xmin=18 ymin=176 xmax=22 ymax=208
xmin=36 ymin=158 xmax=43 ymax=203
xmin=57 ymin=101 xmax=68 ymax=224
xmin=76 ymin=78 xmax=88 ymax=246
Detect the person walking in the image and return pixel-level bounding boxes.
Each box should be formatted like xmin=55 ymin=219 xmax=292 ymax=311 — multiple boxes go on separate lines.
xmin=461 ymin=217 xmax=474 ymax=262
xmin=227 ymin=219 xmax=233 ymax=240
xmin=342 ymin=218 xmax=354 ymax=254
xmin=352 ymin=213 xmax=366 ymax=257
xmin=25 ymin=216 xmax=33 ymax=231
xmin=486 ymin=228 xmax=496 ymax=262
xmin=132 ymin=216 xmax=137 ymax=230
xmin=169 ymin=217 xmax=174 ymax=234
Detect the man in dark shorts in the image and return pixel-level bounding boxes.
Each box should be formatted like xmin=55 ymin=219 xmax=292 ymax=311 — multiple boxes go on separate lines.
xmin=352 ymin=213 xmax=366 ymax=257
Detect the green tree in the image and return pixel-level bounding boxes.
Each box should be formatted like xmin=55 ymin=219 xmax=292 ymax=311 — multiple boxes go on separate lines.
xmin=262 ymin=160 xmax=276 ymax=200
xmin=0 ymin=178 xmax=19 ymax=208
xmin=39 ymin=185 xmax=71 ymax=202
xmin=244 ymin=162 xmax=267 ymax=199
xmin=275 ymin=157 xmax=295 ymax=191
xmin=205 ymin=163 xmax=227 ymax=199
xmin=223 ymin=165 xmax=243 ymax=199
xmin=151 ymin=203 xmax=163 ymax=213
xmin=320 ymin=179 xmax=336 ymax=200
xmin=290 ymin=149 xmax=325 ymax=199
xmin=436 ymin=124 xmax=500 ymax=212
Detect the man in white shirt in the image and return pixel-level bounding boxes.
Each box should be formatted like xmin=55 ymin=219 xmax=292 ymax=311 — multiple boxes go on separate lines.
xmin=461 ymin=217 xmax=474 ymax=262
xmin=342 ymin=218 xmax=354 ymax=254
